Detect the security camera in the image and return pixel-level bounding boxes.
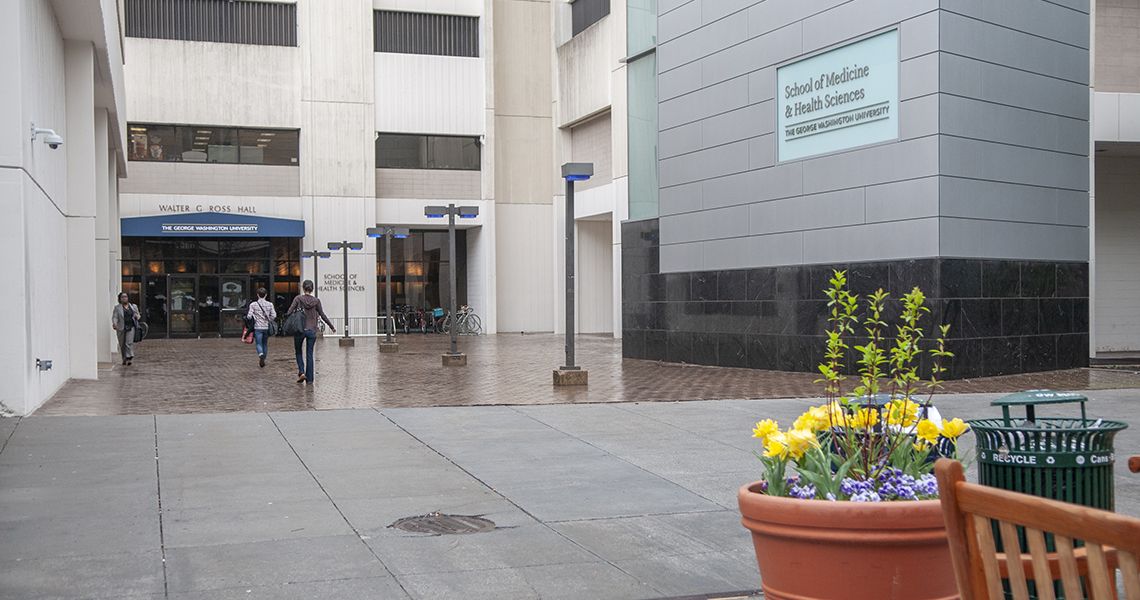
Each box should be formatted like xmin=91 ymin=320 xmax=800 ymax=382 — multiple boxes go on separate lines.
xmin=31 ymin=124 xmax=64 ymax=150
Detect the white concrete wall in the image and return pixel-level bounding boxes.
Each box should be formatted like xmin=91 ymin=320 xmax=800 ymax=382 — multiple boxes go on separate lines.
xmin=495 ymin=203 xmax=554 ymax=332
xmin=1094 ymin=155 xmax=1140 ymax=353
xmin=374 ymin=54 xmax=485 ymax=135
xmin=1 ymin=0 xmax=124 ymax=414
xmin=373 ymin=0 xmax=482 ymax=16
xmin=577 ymin=218 xmax=613 ymax=333
xmin=124 ymin=38 xmax=302 ymax=127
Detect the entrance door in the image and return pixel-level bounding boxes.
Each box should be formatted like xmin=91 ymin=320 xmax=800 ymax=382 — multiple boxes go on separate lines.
xmin=220 ymin=276 xmax=250 ymax=336
xmin=198 ymin=276 xmax=221 ymax=337
xmin=168 ymin=275 xmax=198 ymax=337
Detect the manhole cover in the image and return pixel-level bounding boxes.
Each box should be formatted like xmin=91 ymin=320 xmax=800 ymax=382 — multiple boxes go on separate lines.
xmin=389 ymin=512 xmax=496 ymax=535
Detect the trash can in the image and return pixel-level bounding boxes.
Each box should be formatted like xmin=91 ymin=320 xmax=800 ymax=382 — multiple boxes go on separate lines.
xmin=968 ymin=390 xmax=1128 ymax=511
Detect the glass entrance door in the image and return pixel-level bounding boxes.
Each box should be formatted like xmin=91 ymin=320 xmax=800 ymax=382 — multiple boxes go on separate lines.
xmin=168 ymin=275 xmax=197 ymax=337
xmin=220 ymin=276 xmax=250 ymax=336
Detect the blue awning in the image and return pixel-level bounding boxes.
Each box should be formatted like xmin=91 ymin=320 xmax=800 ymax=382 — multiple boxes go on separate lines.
xmin=121 ymin=212 xmax=305 ymax=238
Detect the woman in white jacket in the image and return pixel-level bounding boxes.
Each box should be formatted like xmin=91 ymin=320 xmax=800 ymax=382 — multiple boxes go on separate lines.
xmin=246 ymin=287 xmax=277 ymax=368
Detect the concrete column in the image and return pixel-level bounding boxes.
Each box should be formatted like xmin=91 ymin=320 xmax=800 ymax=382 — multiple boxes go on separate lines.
xmin=65 ymin=41 xmax=98 ymax=379
xmin=94 ymin=109 xmax=113 ymax=365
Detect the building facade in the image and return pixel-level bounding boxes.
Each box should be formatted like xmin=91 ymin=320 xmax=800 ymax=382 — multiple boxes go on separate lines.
xmin=621 ymin=0 xmax=1139 ymax=379
xmin=2 ymin=0 xmax=127 ymax=415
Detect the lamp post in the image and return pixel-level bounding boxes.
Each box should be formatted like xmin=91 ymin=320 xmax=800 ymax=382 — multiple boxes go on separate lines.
xmin=554 ymin=162 xmax=593 ymax=386
xmin=424 ymin=204 xmax=478 ymax=366
xmin=300 ymin=250 xmax=332 ymax=298
xmin=327 ymin=241 xmax=364 ymax=347
xmin=367 ymin=225 xmax=410 ymax=353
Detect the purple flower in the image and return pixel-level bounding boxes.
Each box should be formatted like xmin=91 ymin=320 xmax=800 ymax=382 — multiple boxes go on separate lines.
xmin=915 ymin=474 xmax=939 ymax=498
xmin=840 ymin=477 xmax=875 ymax=498
xmin=789 ymin=483 xmax=817 ymax=500
xmin=850 ymin=490 xmax=882 ymax=502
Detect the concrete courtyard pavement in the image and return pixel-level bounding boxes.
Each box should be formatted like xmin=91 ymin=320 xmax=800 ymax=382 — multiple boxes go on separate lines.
xmin=37 ymin=334 xmax=1140 ymax=415
xmin=2 ymin=392 xmax=1138 ymax=599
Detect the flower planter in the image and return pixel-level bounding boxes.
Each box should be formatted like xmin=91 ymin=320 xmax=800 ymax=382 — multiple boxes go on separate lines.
xmin=738 ymin=482 xmax=958 ymax=600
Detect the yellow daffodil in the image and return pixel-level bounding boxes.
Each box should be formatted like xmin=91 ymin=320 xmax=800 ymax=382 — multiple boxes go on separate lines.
xmin=916 ymin=419 xmax=940 ymax=445
xmin=752 ymin=419 xmax=780 ymax=442
xmin=823 ymin=402 xmax=848 ymax=427
xmin=785 ymin=428 xmax=820 ymax=459
xmin=941 ymin=418 xmax=970 ymax=440
xmin=849 ymin=407 xmax=880 ymax=430
xmin=886 ymin=399 xmax=920 ymax=427
xmin=763 ymin=432 xmax=789 ymax=459
xmin=913 ymin=440 xmax=930 ymax=452
xmin=793 ymin=406 xmax=830 ymax=432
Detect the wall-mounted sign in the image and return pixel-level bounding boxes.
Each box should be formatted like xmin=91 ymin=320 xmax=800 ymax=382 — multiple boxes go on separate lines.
xmin=321 ymin=273 xmax=365 ymax=293
xmin=120 ymin=212 xmax=305 ymax=238
xmin=777 ymin=29 xmax=899 ymax=162
xmin=157 ymin=203 xmax=258 ymax=214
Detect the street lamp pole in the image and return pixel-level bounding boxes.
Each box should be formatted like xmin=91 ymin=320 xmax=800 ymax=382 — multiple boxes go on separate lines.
xmin=425 ymin=204 xmax=478 ymax=366
xmin=367 ymin=226 xmax=409 ymax=353
xmin=327 ymin=241 xmax=363 ymax=347
xmin=301 ymin=251 xmax=331 ymax=298
xmin=554 ymin=162 xmax=593 ymax=386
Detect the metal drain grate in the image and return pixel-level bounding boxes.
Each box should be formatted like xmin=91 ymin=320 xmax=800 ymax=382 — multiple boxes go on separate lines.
xmin=389 ymin=512 xmax=496 ymax=535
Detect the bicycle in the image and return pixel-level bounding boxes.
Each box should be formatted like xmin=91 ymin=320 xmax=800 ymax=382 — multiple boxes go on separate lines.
xmin=441 ymin=305 xmax=482 ymax=336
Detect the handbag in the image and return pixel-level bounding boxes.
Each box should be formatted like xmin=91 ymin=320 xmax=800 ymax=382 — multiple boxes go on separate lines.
xmin=282 ymin=305 xmax=306 ymax=336
xmin=241 ymin=326 xmax=254 ymax=344
xmin=133 ymin=321 xmax=149 ymax=343
xmin=255 ymin=301 xmax=279 ymax=336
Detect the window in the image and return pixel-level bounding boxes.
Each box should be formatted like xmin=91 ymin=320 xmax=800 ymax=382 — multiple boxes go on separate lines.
xmin=572 ymin=0 xmax=610 ymax=36
xmin=125 ymin=0 xmax=297 ymax=46
xmin=128 ymin=124 xmax=299 ymax=165
xmin=376 ymin=134 xmax=480 ymax=170
xmin=374 ymin=10 xmax=479 ymax=57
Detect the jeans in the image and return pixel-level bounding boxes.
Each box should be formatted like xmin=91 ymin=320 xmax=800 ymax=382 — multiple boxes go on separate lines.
xmin=254 ymin=329 xmax=269 ymax=357
xmin=293 ymin=329 xmax=317 ymax=382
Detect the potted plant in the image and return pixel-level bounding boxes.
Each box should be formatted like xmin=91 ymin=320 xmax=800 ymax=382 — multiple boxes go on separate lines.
xmin=738 ymin=270 xmax=970 ymax=600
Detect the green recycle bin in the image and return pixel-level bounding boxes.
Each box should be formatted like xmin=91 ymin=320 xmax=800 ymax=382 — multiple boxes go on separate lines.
xmin=968 ymin=390 xmax=1128 ymax=511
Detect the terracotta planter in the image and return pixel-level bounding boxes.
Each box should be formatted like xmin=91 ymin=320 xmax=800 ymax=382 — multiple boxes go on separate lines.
xmin=738 ymin=482 xmax=958 ymax=600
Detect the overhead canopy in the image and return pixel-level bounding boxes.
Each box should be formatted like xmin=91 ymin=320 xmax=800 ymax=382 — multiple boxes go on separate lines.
xmin=120 ymin=212 xmax=305 ymax=238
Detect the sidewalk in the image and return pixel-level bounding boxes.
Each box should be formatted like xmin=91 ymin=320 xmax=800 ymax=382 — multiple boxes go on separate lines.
xmin=37 ymin=335 xmax=1140 ymax=416
xmin=2 ymin=392 xmax=1137 ymax=599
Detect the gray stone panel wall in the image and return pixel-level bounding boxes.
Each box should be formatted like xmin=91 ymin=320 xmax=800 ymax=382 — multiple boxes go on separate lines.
xmin=655 ymin=0 xmax=1090 ymax=272
xmin=1096 ymin=0 xmax=1140 ymax=93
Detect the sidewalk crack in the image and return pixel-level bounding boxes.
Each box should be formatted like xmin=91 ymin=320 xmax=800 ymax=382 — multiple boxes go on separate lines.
xmin=266 ymin=412 xmax=411 ymax=598
xmin=154 ymin=415 xmax=169 ymax=599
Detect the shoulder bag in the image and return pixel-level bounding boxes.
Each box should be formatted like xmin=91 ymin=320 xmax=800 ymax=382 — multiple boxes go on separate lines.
xmin=256 ymin=301 xmax=279 ymax=336
xmin=282 ymin=302 xmax=306 ymax=336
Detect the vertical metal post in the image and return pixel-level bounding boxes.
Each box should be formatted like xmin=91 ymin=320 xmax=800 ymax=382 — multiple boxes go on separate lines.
xmin=384 ymin=232 xmax=393 ymax=343
xmin=341 ymin=242 xmax=349 ymax=339
xmin=448 ymin=205 xmax=459 ymax=355
xmin=312 ymin=256 xmax=320 ymax=298
xmin=564 ymin=179 xmax=576 ymax=370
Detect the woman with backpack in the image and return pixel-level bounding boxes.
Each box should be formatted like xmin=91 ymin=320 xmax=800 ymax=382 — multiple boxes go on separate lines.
xmin=246 ymin=287 xmax=277 ymax=368
xmin=285 ymin=280 xmax=335 ymax=384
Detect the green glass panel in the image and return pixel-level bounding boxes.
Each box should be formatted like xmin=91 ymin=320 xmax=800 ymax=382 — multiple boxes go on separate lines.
xmin=627 ymin=54 xmax=659 ymax=221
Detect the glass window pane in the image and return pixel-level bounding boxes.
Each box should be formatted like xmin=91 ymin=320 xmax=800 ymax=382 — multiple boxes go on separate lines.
xmin=121 ymin=261 xmax=142 ymax=276
xmin=628 ymin=54 xmax=659 ymax=221
xmin=129 ymin=125 xmax=179 ymax=161
xmin=180 ymin=126 xmax=238 ymax=163
xmin=627 ymin=0 xmax=656 ymax=56
xmin=377 ymin=134 xmax=426 ymax=169
xmin=426 ymin=136 xmax=480 ymax=170
xmin=240 ymin=129 xmax=299 ymax=165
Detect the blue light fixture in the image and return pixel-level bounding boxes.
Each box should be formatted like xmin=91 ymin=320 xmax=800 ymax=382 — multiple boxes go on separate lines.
xmin=561 ymin=162 xmax=594 ymax=182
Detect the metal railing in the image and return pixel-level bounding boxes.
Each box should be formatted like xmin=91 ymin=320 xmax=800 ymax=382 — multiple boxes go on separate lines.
xmin=326 ymin=316 xmax=397 ymax=338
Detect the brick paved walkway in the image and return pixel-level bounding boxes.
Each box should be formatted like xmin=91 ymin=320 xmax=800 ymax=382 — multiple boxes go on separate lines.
xmin=38 ymin=334 xmax=1140 ymax=415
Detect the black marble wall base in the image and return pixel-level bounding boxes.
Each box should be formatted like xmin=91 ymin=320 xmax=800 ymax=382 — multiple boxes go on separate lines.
xmin=621 ymin=219 xmax=1090 ymax=379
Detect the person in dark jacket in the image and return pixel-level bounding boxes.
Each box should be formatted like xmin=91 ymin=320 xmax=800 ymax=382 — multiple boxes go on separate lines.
xmin=111 ymin=292 xmax=141 ymax=366
xmin=287 ymin=280 xmax=335 ymax=383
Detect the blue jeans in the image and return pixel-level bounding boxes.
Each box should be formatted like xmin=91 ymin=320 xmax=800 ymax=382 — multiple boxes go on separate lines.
xmin=293 ymin=329 xmax=317 ymax=382
xmin=254 ymin=329 xmax=269 ymax=357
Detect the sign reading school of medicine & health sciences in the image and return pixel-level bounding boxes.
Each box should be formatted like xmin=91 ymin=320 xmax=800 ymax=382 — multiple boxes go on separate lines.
xmin=777 ymin=30 xmax=899 ymax=162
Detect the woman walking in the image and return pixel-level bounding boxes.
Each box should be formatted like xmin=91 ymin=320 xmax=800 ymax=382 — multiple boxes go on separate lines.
xmin=287 ymin=280 xmax=335 ymax=384
xmin=247 ymin=287 xmax=277 ymax=368
xmin=111 ymin=292 xmax=141 ymax=366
